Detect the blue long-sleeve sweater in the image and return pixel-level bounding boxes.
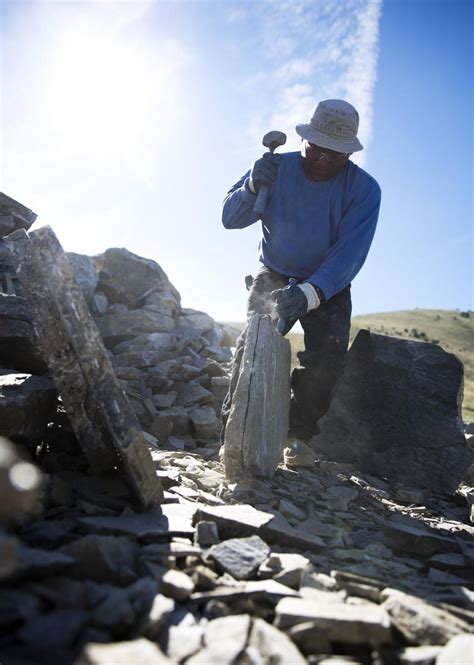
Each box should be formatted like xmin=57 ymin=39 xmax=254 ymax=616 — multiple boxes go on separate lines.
xmin=222 ymin=151 xmax=381 ymax=300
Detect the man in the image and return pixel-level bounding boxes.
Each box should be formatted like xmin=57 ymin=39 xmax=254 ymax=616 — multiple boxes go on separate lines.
xmin=221 ymin=99 xmax=381 ymax=466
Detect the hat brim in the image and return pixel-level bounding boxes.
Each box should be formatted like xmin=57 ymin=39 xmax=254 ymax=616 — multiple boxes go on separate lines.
xmin=295 ymin=123 xmax=363 ymax=153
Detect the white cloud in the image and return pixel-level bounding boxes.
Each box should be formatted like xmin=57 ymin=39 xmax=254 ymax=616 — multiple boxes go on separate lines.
xmin=243 ymin=0 xmax=383 ymax=166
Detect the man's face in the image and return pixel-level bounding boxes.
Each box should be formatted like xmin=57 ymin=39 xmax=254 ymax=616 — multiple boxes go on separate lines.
xmin=301 ymin=140 xmax=351 ymax=181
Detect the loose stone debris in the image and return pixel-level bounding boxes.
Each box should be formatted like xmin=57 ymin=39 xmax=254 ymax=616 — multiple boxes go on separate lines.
xmin=0 ymin=193 xmax=473 ymax=665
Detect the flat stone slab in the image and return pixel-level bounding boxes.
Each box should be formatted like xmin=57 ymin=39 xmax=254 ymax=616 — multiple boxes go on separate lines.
xmin=0 ymin=296 xmax=47 ymax=372
xmin=383 ymin=520 xmax=460 ymax=557
xmin=224 ymin=314 xmax=291 ymax=481
xmin=18 ymin=546 xmax=76 ymax=578
xmin=207 ymin=535 xmax=270 ymax=580
xmin=316 ymin=330 xmax=472 ymax=493
xmin=186 ymin=615 xmax=250 ymax=665
xmin=381 ymin=588 xmax=471 ymax=645
xmin=0 ymin=372 xmax=57 ymax=440
xmin=275 ymin=596 xmax=392 ymax=644
xmin=78 ymin=503 xmax=196 ymax=540
xmin=190 ymin=579 xmax=299 ymax=605
xmin=250 ymin=617 xmax=307 ymax=665
xmin=6 ymin=227 xmax=162 ymax=508
xmin=436 ymin=634 xmax=474 ymax=665
xmin=0 ymin=192 xmax=37 ymax=232
xmin=194 ymin=504 xmax=325 ymax=553
xmin=77 ymin=638 xmax=173 ymax=664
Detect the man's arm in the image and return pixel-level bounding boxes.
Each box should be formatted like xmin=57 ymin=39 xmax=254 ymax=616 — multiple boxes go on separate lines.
xmin=306 ymin=180 xmax=382 ymax=300
xmin=222 ymin=171 xmax=260 ymax=230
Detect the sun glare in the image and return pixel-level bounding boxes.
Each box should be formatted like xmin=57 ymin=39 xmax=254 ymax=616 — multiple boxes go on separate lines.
xmin=40 ymin=25 xmax=184 ymax=162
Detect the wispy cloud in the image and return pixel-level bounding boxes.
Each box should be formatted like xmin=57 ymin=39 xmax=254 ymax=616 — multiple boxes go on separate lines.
xmin=241 ymin=0 xmax=383 ymax=166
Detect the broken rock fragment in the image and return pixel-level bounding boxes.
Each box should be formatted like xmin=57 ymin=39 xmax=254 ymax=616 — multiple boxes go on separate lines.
xmin=77 ymin=638 xmax=173 ymax=665
xmin=207 ymin=535 xmax=271 ymax=580
xmin=436 ymin=634 xmax=474 ymax=664
xmin=161 ymin=569 xmax=195 ymax=600
xmin=0 ymin=192 xmax=37 ymax=232
xmin=275 ymin=596 xmax=392 ymax=644
xmin=0 ymin=296 xmax=47 ymax=373
xmin=381 ymin=588 xmax=471 ymax=645
xmin=97 ymin=247 xmax=180 ymax=309
xmin=18 ymin=608 xmax=88 ymax=650
xmin=186 ymin=614 xmax=250 ymax=665
xmin=0 ymin=373 xmax=57 ymax=441
xmin=316 ymin=330 xmax=472 ymax=492
xmin=167 ymin=624 xmax=203 ymax=662
xmin=61 ymin=534 xmax=139 ymax=584
xmin=190 ymin=406 xmax=219 ymax=440
xmin=250 ymin=617 xmax=307 ymax=664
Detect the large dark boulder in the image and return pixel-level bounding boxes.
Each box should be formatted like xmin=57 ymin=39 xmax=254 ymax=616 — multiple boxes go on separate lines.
xmin=96 ymin=248 xmax=181 ymax=310
xmin=315 ymin=330 xmax=472 ymax=493
xmin=0 ymin=372 xmax=57 ymax=441
xmin=0 ymin=296 xmax=47 ymax=373
xmin=0 ymin=193 xmax=37 ymax=234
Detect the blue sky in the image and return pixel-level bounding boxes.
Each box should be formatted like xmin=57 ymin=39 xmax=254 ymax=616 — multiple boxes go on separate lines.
xmin=1 ymin=0 xmax=472 ymax=322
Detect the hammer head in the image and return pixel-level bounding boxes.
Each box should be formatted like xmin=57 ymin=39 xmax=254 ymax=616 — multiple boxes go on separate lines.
xmin=262 ymin=130 xmax=287 ymax=152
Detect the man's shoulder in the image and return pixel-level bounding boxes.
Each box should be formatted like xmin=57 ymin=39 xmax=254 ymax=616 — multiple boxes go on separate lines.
xmin=347 ymin=161 xmax=381 ymax=195
xmin=281 ymin=151 xmax=301 ymax=165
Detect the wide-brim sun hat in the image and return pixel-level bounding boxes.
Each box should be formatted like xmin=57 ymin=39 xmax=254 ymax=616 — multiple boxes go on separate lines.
xmin=295 ymin=99 xmax=363 ymax=153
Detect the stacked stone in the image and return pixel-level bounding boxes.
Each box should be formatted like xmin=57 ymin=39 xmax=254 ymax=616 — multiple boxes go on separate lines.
xmin=0 ymin=193 xmax=47 ymax=374
xmin=67 ymin=247 xmax=231 ymax=452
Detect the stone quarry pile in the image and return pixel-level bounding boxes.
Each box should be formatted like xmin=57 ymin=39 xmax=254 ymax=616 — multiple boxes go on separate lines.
xmin=69 ymin=246 xmax=233 ymax=451
xmin=0 ymin=193 xmax=473 ymax=664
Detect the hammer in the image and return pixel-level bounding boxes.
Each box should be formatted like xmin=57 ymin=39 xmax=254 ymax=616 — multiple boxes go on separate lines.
xmin=253 ymin=130 xmax=287 ymax=216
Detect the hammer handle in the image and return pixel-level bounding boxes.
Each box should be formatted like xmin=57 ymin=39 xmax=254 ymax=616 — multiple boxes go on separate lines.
xmin=253 ymin=184 xmax=269 ymax=216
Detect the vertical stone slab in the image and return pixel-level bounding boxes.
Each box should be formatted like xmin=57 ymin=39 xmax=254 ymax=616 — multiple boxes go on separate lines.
xmin=224 ymin=314 xmax=291 ymax=481
xmin=6 ymin=227 xmax=162 ymax=508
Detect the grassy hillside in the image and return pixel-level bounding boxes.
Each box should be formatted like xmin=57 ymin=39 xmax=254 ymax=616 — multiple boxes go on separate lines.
xmin=221 ymin=310 xmax=474 ymax=419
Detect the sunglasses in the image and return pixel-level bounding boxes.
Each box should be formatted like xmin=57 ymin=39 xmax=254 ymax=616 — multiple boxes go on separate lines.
xmin=304 ymin=141 xmax=350 ymax=162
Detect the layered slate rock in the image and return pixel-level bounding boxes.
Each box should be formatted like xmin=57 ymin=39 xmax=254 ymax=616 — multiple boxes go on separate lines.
xmin=316 ymin=330 xmax=472 ymax=492
xmin=0 ymin=373 xmax=57 ymax=440
xmin=97 ymin=247 xmax=181 ymax=309
xmin=6 ymin=227 xmax=162 ymax=508
xmin=0 ymin=192 xmax=37 ymax=233
xmin=207 ymin=535 xmax=270 ymax=580
xmin=224 ymin=314 xmax=291 ymax=481
xmin=0 ymin=297 xmax=46 ymax=373
xmin=66 ymin=252 xmax=99 ymax=306
xmin=275 ymin=597 xmax=392 ymax=644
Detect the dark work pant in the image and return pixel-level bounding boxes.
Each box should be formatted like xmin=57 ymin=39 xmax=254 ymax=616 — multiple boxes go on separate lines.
xmin=221 ymin=266 xmax=352 ymax=442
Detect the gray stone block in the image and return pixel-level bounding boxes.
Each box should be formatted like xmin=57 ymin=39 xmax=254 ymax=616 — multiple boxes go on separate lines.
xmin=0 ymin=192 xmax=37 ymax=232
xmin=316 ymin=330 xmax=472 ymax=492
xmin=224 ymin=314 xmax=291 ymax=481
xmin=0 ymin=373 xmax=57 ymax=441
xmin=5 ymin=227 xmax=162 ymax=508
xmin=0 ymin=296 xmax=47 ymax=373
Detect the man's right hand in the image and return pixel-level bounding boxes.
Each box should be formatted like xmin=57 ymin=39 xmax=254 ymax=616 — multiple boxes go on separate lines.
xmin=249 ymin=152 xmax=283 ymax=194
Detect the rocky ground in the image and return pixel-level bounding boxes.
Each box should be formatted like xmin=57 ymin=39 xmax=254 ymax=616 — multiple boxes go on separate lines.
xmin=0 ymin=194 xmax=473 ymax=664
xmin=1 ymin=432 xmax=473 ymax=664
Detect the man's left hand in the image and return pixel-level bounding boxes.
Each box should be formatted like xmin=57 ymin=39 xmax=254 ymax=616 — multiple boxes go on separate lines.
xmin=272 ymin=284 xmax=308 ymax=320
